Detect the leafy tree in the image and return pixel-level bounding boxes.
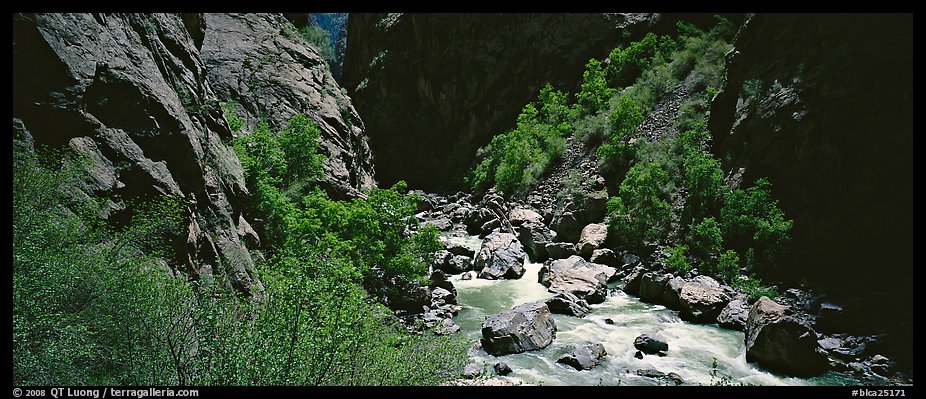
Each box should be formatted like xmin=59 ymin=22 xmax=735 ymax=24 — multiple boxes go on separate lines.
xmin=720 ymin=178 xmax=793 ymax=272
xmin=607 ymin=161 xmax=674 ymax=247
xmin=607 ymin=32 xmax=676 ymax=87
xmin=575 ymin=58 xmax=615 ymax=116
xmin=688 ymin=217 xmax=722 ymax=258
xmin=665 ymin=245 xmax=692 ymax=274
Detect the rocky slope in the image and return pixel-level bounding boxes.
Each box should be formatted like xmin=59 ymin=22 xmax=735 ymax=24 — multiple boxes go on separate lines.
xmin=708 ymin=14 xmax=912 ymax=338
xmin=342 ymin=13 xmax=667 ymax=191
xmin=13 ymin=13 xmax=377 ymax=294
xmin=201 ymin=13 xmax=375 ymax=199
xmin=13 ymin=13 xmax=260 ymax=294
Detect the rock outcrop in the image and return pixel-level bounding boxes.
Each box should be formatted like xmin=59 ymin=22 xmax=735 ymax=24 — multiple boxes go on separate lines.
xmin=13 ymin=13 xmax=260 ymax=294
xmin=678 ymin=275 xmax=730 ymax=323
xmin=342 ymin=13 xmax=665 ymax=190
xmin=538 ymin=256 xmax=615 ymax=304
xmin=480 ymin=302 xmax=557 ymax=356
xmin=201 ymin=13 xmax=375 ymax=199
xmin=709 ymin=14 xmax=912 ymax=319
xmin=744 ymin=296 xmax=829 ymax=376
xmin=557 ymin=343 xmax=608 ymax=370
xmin=475 ymin=232 xmax=527 ymax=280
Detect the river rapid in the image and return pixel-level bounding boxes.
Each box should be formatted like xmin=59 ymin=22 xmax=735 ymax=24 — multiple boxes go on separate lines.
xmin=442 ymin=234 xmax=859 ymax=386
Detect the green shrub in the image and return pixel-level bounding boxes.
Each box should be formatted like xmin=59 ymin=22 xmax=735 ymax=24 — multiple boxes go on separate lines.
xmin=575 ymin=58 xmax=615 ymax=116
xmin=298 ymin=25 xmax=336 ymax=64
xmin=733 ymin=275 xmax=779 ymax=303
xmin=714 ymin=250 xmax=741 ymax=283
xmin=221 ymin=100 xmax=245 ymax=132
xmin=278 ymin=114 xmax=325 ymax=187
xmin=468 ymin=95 xmax=568 ymax=196
xmin=574 ymin=111 xmax=610 ymax=148
xmin=606 ymin=161 xmax=674 ymax=247
xmin=597 ymin=96 xmax=644 ymax=175
xmin=688 ymin=217 xmax=722 ymax=258
xmin=607 ymin=32 xmax=676 ymax=88
xmin=665 ymin=245 xmax=692 ymax=274
xmin=720 ymin=178 xmax=793 ymax=272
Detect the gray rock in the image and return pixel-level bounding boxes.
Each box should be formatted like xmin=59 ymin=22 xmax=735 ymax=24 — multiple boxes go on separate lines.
xmin=512 ymin=210 xmax=555 ymax=262
xmin=634 ymin=351 xmax=644 ymax=359
xmin=639 ymin=272 xmax=672 ymax=304
xmin=590 ymin=248 xmax=620 ymax=268
xmin=463 ymin=363 xmax=482 ymax=379
xmin=717 ymin=299 xmax=750 ymax=331
xmin=480 ymin=218 xmax=501 ymax=235
xmin=431 ymin=287 xmax=456 ymax=306
xmin=745 ymin=297 xmax=829 ymax=376
xmin=545 ymin=242 xmax=577 ymax=260
xmin=476 ymin=232 xmax=527 ymax=280
xmin=661 ymin=276 xmax=685 ymax=309
xmin=202 ymin=13 xmax=375 ymax=199
xmin=464 ymin=208 xmax=495 ymax=235
xmin=434 ymin=318 xmax=461 ymax=335
xmin=493 ymin=362 xmax=513 ymax=376
xmin=577 ymin=223 xmax=608 ymax=257
xmin=679 ymin=275 xmax=731 ymax=323
xmin=480 ymin=302 xmax=557 ymax=356
xmin=445 ymin=241 xmax=476 ymax=258
xmin=635 ymin=369 xmax=684 ymax=386
xmin=817 ymin=337 xmax=842 ymax=351
xmin=622 ymin=266 xmax=646 ymax=296
xmin=546 ymin=292 xmax=591 ymax=318
xmin=634 ymin=333 xmax=669 ymax=355
xmin=557 ymin=343 xmax=607 ymax=370
xmin=13 ymin=13 xmax=262 ymax=295
xmin=425 ymin=218 xmax=453 ymax=231
xmin=538 ymin=256 xmax=615 ymax=304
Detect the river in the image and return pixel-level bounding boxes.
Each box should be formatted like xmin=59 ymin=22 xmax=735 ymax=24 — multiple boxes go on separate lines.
xmin=442 ymin=233 xmax=859 ymax=386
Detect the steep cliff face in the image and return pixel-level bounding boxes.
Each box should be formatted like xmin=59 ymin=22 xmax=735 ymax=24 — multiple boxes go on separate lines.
xmin=309 ymin=13 xmax=349 ymax=80
xmin=709 ymin=14 xmax=912 ymax=306
xmin=201 ymin=13 xmax=375 ymax=199
xmin=343 ymin=13 xmax=668 ymax=191
xmin=13 ymin=13 xmax=260 ymax=294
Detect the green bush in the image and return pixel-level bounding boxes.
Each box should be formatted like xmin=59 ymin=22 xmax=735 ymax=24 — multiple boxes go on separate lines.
xmin=733 ymin=275 xmax=779 ymax=303
xmin=665 ymin=245 xmax=692 ymax=274
xmin=575 ymin=58 xmax=615 ymax=116
xmin=278 ymin=114 xmax=325 ymax=188
xmin=468 ymin=90 xmax=569 ymax=196
xmin=720 ymin=178 xmax=793 ymax=272
xmin=221 ymin=100 xmax=245 ymax=132
xmin=574 ymin=111 xmax=610 ymax=148
xmin=597 ymin=96 xmax=644 ymax=175
xmin=607 ymin=32 xmax=676 ymax=88
xmin=714 ymin=250 xmax=741 ymax=283
xmin=606 ymin=161 xmax=675 ymax=247
xmin=688 ymin=217 xmax=722 ymax=258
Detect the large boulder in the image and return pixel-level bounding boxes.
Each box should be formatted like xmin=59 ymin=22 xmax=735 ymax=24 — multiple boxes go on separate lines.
xmin=678 ymin=275 xmax=731 ymax=323
xmin=622 ymin=266 xmax=646 ymax=296
xmin=481 ymin=302 xmax=557 ymax=356
xmin=538 ymin=256 xmax=615 ymax=304
xmin=661 ymin=276 xmax=685 ymax=310
xmin=590 ymin=248 xmax=621 ymax=268
xmin=445 ymin=241 xmax=476 ymax=258
xmin=557 ymin=343 xmax=608 ymax=370
xmin=545 ymin=242 xmax=577 ymax=260
xmin=745 ymin=297 xmax=829 ymax=376
xmin=464 ymin=207 xmax=496 ymax=235
xmin=511 ymin=208 xmax=555 ymax=262
xmin=717 ymin=299 xmax=750 ymax=331
xmin=386 ymin=276 xmax=432 ymax=313
xmin=639 ymin=272 xmax=672 ymax=304
xmin=475 ymin=232 xmax=527 ymax=280
xmin=577 ymin=223 xmax=608 ymax=257
xmin=634 ymin=333 xmax=669 ymax=356
xmin=551 ymin=191 xmax=609 ymax=243
xmin=546 ymin=292 xmax=591 ymax=318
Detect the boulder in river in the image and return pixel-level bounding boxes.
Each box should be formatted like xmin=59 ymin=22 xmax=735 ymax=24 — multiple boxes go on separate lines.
xmin=577 ymin=223 xmax=608 ymax=257
xmin=634 ymin=333 xmax=669 ymax=356
xmin=445 ymin=241 xmax=476 ymax=258
xmin=462 ymin=362 xmax=482 ymax=379
xmin=475 ymin=232 xmax=527 ymax=280
xmin=590 ymin=248 xmax=621 ymax=268
xmin=481 ymin=302 xmax=557 ymax=356
xmin=511 ymin=208 xmax=555 ymax=262
xmin=717 ymin=299 xmax=750 ymax=331
xmin=493 ymin=362 xmax=513 ymax=376
xmin=678 ymin=275 xmax=731 ymax=323
xmin=424 ymin=217 xmax=453 ymax=231
xmin=538 ymin=255 xmax=614 ymax=304
xmin=545 ymin=242 xmax=577 ymax=260
xmin=639 ymin=272 xmax=672 ymax=304
xmin=745 ymin=296 xmax=830 ymax=376
xmin=557 ymin=343 xmax=608 ymax=370
xmin=546 ymin=291 xmax=591 ymax=318
xmin=661 ymin=276 xmax=685 ymax=310
xmin=636 ymin=369 xmax=684 ymax=385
